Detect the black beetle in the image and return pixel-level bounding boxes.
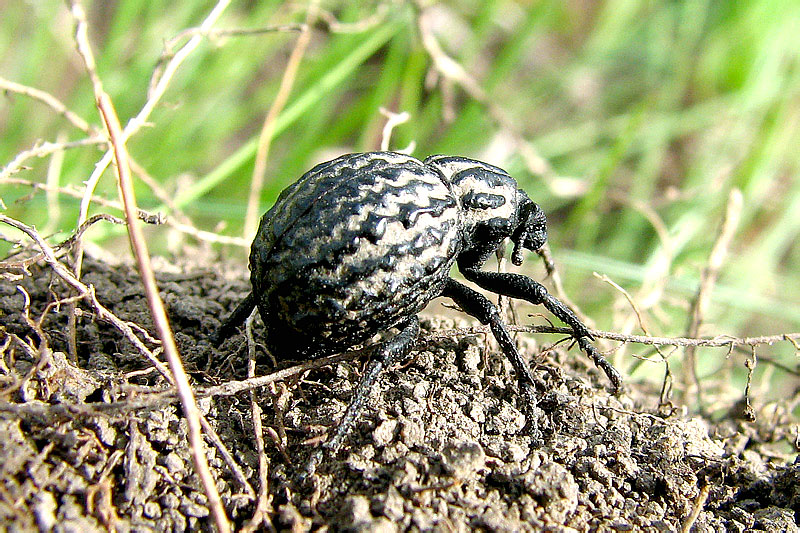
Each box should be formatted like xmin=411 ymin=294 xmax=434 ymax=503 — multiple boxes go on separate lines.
xmin=213 ymin=151 xmax=621 ymax=474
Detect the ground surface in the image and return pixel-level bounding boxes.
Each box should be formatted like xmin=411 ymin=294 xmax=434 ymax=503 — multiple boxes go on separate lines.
xmin=0 ymin=256 xmax=798 ymax=532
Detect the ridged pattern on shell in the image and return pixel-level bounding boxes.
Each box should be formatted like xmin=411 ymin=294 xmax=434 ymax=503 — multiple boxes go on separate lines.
xmin=250 ymin=152 xmax=461 ymax=358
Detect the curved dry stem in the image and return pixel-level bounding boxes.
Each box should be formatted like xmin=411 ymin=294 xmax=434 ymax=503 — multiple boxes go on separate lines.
xmin=4 ymin=178 xmax=249 ymax=247
xmin=0 ymin=137 xmax=106 ymax=182
xmin=72 ymin=0 xmax=232 ymax=279
xmin=2 ymin=324 xmax=797 ymax=422
xmin=243 ymin=2 xmax=317 ymax=239
xmin=417 ymin=4 xmax=553 ymax=181
xmin=683 ymin=188 xmax=743 ymax=404
xmin=67 ymin=1 xmax=230 ymax=530
xmin=0 ymin=76 xmax=98 ymax=135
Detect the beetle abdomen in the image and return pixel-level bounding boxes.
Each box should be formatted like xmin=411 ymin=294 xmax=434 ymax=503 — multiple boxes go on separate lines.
xmin=250 ymin=152 xmax=461 ymax=359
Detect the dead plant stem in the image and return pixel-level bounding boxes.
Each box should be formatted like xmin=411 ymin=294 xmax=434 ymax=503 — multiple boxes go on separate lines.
xmin=684 ymin=189 xmax=743 ymax=406
xmin=3 ymin=178 xmax=249 ymax=247
xmin=72 ymin=0 xmax=231 ymax=279
xmin=0 ymin=214 xmax=169 ymax=375
xmin=67 ymin=1 xmax=229 ymax=530
xmin=2 ymin=325 xmax=796 ymax=421
xmin=241 ymin=312 xmax=276 ymax=532
xmin=0 ymin=76 xmax=97 ymax=135
xmin=243 ymin=2 xmax=316 ymax=239
xmin=0 ymin=137 xmax=106 ymax=182
xmin=417 ymin=5 xmax=553 ymax=180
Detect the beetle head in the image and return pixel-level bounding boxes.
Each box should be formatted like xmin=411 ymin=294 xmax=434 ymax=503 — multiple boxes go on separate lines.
xmin=511 ymin=197 xmax=547 ymax=266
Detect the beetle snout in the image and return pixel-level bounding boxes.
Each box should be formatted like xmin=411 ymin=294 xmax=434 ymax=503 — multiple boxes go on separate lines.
xmin=511 ymin=228 xmax=547 ymax=265
xmin=511 ymin=202 xmax=547 ymax=265
xmin=525 ymin=230 xmax=547 ymax=252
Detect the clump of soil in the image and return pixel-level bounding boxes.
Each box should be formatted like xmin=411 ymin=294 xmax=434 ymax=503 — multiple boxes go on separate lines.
xmin=0 ymin=255 xmax=797 ymax=531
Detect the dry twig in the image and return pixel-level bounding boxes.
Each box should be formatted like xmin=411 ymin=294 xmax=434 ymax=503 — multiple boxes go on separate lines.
xmin=0 ymin=137 xmax=107 ymax=182
xmin=681 ymin=483 xmax=711 ymax=533
xmin=3 ymin=178 xmax=249 ymax=247
xmin=595 ymin=272 xmax=675 ymax=405
xmin=684 ymin=189 xmax=743 ymax=405
xmin=241 ymin=312 xmax=276 ymax=533
xmin=2 ymin=324 xmax=797 ymax=422
xmin=72 ymin=0 xmax=232 ymax=279
xmin=0 ymin=214 xmax=169 ymax=375
xmin=1 ymin=214 xmax=125 ymax=272
xmin=417 ymin=6 xmax=553 ymax=181
xmin=66 ymin=2 xmax=229 ymax=530
xmin=243 ymin=2 xmax=317 ymax=239
xmin=379 ymin=108 xmax=415 ymax=153
xmin=0 ymin=76 xmax=98 ymax=135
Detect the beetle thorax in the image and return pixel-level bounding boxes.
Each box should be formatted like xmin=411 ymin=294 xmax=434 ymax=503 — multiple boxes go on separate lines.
xmin=424 ymin=155 xmax=521 ymax=246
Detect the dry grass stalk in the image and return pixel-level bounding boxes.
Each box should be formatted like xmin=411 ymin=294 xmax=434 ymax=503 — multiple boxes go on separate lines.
xmin=66 ymin=1 xmax=231 ymax=530
xmin=243 ymin=3 xmax=317 ymax=239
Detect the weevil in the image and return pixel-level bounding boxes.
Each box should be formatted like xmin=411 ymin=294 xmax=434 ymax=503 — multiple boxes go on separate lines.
xmin=212 ymin=151 xmax=621 ymax=474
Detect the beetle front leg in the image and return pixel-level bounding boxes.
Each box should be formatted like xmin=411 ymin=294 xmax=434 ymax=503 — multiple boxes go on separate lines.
xmin=459 ymin=267 xmax=622 ymax=392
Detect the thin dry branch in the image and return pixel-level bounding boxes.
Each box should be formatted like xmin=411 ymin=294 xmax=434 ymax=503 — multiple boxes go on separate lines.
xmin=0 ymin=214 xmax=168 ymax=375
xmin=506 ymin=325 xmax=800 ymax=351
xmin=681 ymin=482 xmax=711 ymax=533
xmin=66 ymin=1 xmax=229 ymax=530
xmin=684 ymin=189 xmax=743 ymax=404
xmin=0 ymin=136 xmax=106 ymax=182
xmin=379 ymin=108 xmax=415 ymax=153
xmin=1 ymin=214 xmax=125 ymax=272
xmin=243 ymin=2 xmax=317 ymax=239
xmin=4 ymin=177 xmax=249 ymax=247
xmin=0 ymin=76 xmax=193 ymax=229
xmin=593 ymin=274 xmax=677 ymax=404
xmin=595 ymin=273 xmax=649 ymax=335
xmin=158 ymin=24 xmax=307 ymax=73
xmin=72 ymin=0 xmax=232 ymax=279
xmin=0 ymin=76 xmax=98 ymax=135
xmin=417 ymin=6 xmax=553 ymax=181
xmin=241 ymin=312 xmax=276 ymax=533
xmin=0 ymin=345 xmax=365 ymax=420
xmin=1 ymin=325 xmax=796 ymax=422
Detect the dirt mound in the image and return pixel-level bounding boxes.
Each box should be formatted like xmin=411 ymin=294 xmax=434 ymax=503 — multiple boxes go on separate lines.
xmin=0 ymin=257 xmax=797 ymax=531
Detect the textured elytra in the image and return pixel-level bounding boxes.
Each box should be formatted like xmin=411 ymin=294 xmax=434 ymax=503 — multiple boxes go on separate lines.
xmin=251 ymin=152 xmax=463 ymax=359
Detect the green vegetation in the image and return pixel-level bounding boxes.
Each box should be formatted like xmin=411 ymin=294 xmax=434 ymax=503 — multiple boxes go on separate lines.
xmin=2 ymin=1 xmax=798 ymax=411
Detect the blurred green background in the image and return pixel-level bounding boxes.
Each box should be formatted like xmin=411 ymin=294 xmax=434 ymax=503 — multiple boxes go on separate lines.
xmin=1 ymin=1 xmax=798 ymax=412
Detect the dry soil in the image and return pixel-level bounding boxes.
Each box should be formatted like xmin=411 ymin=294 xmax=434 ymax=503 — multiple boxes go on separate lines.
xmin=0 ymin=256 xmax=797 ymax=532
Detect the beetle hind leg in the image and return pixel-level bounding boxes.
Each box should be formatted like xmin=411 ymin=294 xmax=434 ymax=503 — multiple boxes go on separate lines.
xmin=209 ymin=292 xmax=256 ymax=346
xmin=302 ymin=315 xmax=420 ymax=480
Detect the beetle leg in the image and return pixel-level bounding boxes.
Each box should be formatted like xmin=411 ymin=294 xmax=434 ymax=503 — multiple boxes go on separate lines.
xmin=441 ymin=279 xmax=541 ymax=419
xmin=209 ymin=291 xmax=256 ymax=346
xmin=302 ymin=315 xmax=420 ymax=480
xmin=459 ymin=268 xmax=622 ymax=392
